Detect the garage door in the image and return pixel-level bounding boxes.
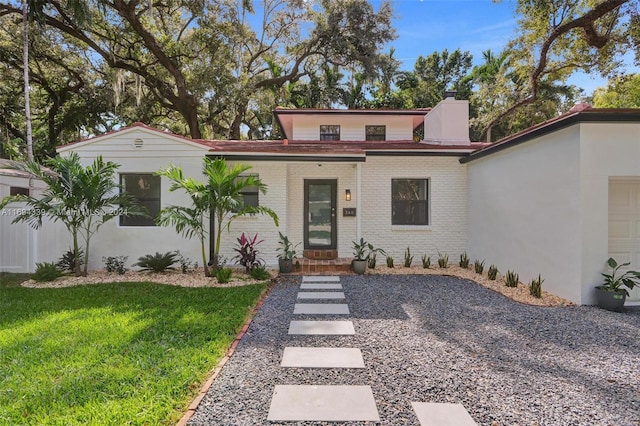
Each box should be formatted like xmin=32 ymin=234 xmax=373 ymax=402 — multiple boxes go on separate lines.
xmin=609 ymin=180 xmax=640 ymax=302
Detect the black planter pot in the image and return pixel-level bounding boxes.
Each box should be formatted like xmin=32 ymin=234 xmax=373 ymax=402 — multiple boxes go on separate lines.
xmin=278 ymin=258 xmax=293 ymax=273
xmin=595 ymin=287 xmax=627 ymax=312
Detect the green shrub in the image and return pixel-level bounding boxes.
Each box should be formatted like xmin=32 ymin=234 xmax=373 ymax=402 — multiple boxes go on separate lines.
xmin=56 ymin=248 xmax=84 ymax=272
xmin=488 ymin=264 xmax=498 ymax=280
xmin=459 ymin=251 xmax=470 ymax=268
xmin=437 ymin=251 xmax=449 ymax=268
xmin=386 ymin=256 xmax=394 ymax=268
xmin=33 ymin=262 xmax=63 ymax=282
xmin=249 ymin=266 xmax=271 ymax=280
xmin=103 ymin=256 xmax=128 ymax=275
xmin=530 ymin=274 xmax=543 ymax=298
xmin=134 ymin=252 xmax=178 ymax=273
xmin=422 ymin=254 xmax=431 ymax=269
xmin=216 ymin=267 xmax=233 ymax=283
xmin=474 ymin=260 xmax=485 ymax=274
xmin=175 ymin=251 xmax=195 ymax=274
xmin=505 ymin=270 xmax=519 ymax=288
xmin=403 ymin=247 xmax=413 ymax=267
xmin=368 ymin=253 xmax=377 ymax=269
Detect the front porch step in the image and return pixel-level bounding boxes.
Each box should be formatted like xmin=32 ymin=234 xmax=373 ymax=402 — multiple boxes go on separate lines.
xmin=291 ymin=257 xmax=353 ymax=274
xmin=303 ymin=249 xmax=338 ymax=260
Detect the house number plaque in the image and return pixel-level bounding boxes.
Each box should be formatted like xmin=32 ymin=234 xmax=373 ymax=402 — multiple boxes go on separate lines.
xmin=343 ymin=208 xmax=356 ymax=217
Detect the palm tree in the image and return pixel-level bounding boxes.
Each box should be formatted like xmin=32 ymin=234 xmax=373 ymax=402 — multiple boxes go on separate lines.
xmin=0 ymin=153 xmax=145 ymax=276
xmin=156 ymin=157 xmax=279 ymax=277
xmin=155 ymin=166 xmax=211 ymax=276
xmin=22 ymin=0 xmax=33 ymax=161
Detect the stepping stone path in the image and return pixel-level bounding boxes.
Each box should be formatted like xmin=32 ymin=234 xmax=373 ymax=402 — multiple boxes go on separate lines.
xmin=293 ymin=303 xmax=350 ymax=314
xmin=296 ymin=291 xmax=346 ymax=299
xmin=288 ymin=320 xmax=355 ymax=335
xmin=267 ymin=275 xmax=478 ymax=424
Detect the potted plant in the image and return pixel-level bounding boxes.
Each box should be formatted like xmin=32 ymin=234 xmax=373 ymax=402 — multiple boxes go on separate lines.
xmin=277 ymin=232 xmax=300 ymax=273
xmin=595 ymin=257 xmax=640 ymax=311
xmin=352 ymin=238 xmax=385 ymax=275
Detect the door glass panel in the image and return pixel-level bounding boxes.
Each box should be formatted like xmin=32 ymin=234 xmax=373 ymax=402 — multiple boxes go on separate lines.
xmin=308 ymin=183 xmax=332 ymax=247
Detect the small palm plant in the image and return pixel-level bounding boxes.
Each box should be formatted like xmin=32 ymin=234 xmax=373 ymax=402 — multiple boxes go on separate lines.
xmin=437 ymin=251 xmax=449 ymax=268
xmin=134 ymin=252 xmax=178 ymax=273
xmin=403 ymin=247 xmax=413 ymax=267
xmin=459 ymin=251 xmax=470 ymax=268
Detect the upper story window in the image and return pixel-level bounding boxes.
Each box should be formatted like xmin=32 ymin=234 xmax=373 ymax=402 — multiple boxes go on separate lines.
xmin=365 ymin=125 xmax=386 ymax=141
xmin=392 ymin=179 xmax=429 ymax=225
xmin=119 ymin=173 xmax=160 ymax=227
xmin=320 ymin=125 xmax=340 ymax=141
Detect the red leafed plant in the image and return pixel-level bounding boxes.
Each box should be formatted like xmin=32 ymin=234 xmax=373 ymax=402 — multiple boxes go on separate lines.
xmin=233 ymin=232 xmax=264 ymax=272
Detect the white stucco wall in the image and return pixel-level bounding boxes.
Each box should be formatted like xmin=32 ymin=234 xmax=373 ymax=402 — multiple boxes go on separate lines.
xmin=58 ymin=128 xmax=212 ymax=271
xmin=467 ymin=126 xmax=584 ymax=303
xmin=579 ymin=122 xmax=640 ymax=303
xmin=360 ymin=156 xmax=468 ymax=264
xmin=292 ymin=115 xmax=415 ymax=141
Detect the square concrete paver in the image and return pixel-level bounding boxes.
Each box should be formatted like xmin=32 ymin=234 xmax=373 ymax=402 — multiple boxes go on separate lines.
xmin=267 ymin=385 xmax=380 ymax=421
xmin=300 ymin=283 xmax=343 ymax=290
xmin=281 ymin=347 xmax=365 ymax=368
xmin=297 ymin=292 xmax=345 ymax=300
xmin=288 ymin=320 xmax=355 ymax=335
xmin=294 ymin=303 xmax=350 ymax=315
xmin=302 ymin=276 xmax=341 ymax=282
xmin=411 ymin=402 xmax=477 ymax=426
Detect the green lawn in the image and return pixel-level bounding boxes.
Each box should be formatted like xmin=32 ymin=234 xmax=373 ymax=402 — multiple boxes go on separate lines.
xmin=0 ymin=274 xmax=268 ymax=425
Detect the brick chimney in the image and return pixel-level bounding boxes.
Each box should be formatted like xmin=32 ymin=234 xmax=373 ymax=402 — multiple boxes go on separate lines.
xmin=422 ymin=94 xmax=470 ymax=145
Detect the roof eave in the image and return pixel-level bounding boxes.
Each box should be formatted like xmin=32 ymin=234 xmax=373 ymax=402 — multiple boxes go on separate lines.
xmin=460 ymin=110 xmax=640 ymax=164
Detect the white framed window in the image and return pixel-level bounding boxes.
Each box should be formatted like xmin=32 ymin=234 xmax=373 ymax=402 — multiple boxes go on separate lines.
xmin=391 ymin=179 xmax=429 ymax=225
xmin=320 ymin=125 xmax=340 ymax=141
xmin=119 ymin=173 xmax=160 ymax=226
xmin=365 ymin=125 xmax=386 ymax=141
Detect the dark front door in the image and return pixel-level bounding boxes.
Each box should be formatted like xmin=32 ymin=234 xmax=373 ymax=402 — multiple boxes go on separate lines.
xmin=304 ymin=179 xmax=337 ymax=249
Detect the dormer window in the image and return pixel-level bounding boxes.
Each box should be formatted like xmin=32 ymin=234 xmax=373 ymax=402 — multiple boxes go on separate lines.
xmin=320 ymin=125 xmax=340 ymax=141
xmin=366 ymin=125 xmax=386 ymax=141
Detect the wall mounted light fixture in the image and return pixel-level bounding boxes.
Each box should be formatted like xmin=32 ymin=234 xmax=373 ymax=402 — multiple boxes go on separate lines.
xmin=345 ymin=189 xmax=351 ymax=201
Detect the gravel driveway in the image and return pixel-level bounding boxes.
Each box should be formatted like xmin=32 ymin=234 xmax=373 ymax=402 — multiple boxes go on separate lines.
xmin=188 ymin=274 xmax=640 ymax=426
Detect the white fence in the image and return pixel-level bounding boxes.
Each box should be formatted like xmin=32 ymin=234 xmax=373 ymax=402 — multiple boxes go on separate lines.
xmin=1 ymin=207 xmax=68 ymax=273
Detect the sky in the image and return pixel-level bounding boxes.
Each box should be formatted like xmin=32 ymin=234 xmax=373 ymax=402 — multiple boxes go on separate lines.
xmin=379 ymin=0 xmax=637 ymax=96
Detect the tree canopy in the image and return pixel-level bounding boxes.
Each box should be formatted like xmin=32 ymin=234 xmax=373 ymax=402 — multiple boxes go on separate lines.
xmin=0 ymin=0 xmax=639 ymax=157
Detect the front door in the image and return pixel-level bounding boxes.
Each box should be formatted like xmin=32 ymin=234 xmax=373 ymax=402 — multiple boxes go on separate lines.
xmin=304 ymin=179 xmax=337 ymax=249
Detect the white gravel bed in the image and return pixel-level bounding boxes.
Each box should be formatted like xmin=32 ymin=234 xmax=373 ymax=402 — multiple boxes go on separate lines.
xmin=188 ymin=274 xmax=640 ymax=426
xmin=20 ymin=267 xmax=272 ymax=288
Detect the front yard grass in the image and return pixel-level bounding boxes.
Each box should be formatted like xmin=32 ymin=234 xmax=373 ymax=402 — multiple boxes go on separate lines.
xmin=0 ymin=275 xmax=268 ymax=425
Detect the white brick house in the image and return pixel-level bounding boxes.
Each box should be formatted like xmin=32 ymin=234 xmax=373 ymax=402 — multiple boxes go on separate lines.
xmin=2 ymin=98 xmax=640 ymax=306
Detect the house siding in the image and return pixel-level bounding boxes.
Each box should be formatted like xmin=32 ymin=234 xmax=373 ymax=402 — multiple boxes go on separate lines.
xmin=360 ymin=156 xmax=467 ymax=263
xmin=221 ymin=162 xmax=287 ymax=266
xmin=579 ymin=122 xmax=640 ymax=304
xmin=467 ymin=126 xmax=583 ymax=304
xmin=57 ymin=128 xmax=211 ymax=271
xmin=292 ymin=115 xmax=414 ymax=141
